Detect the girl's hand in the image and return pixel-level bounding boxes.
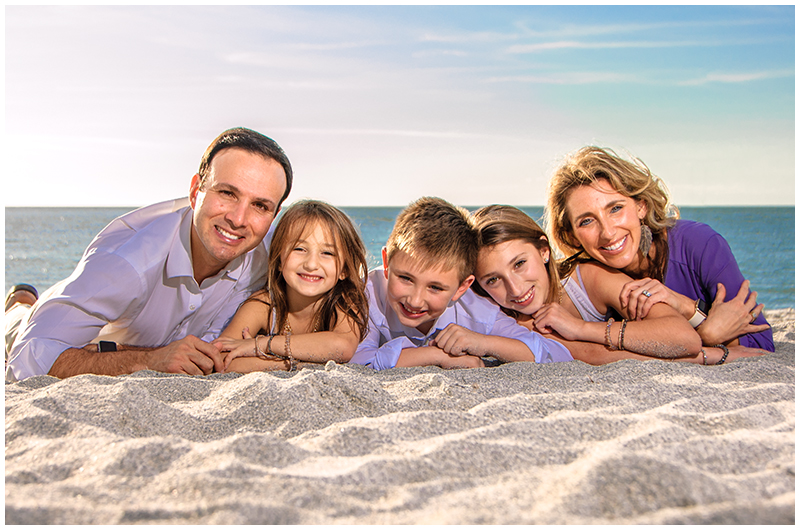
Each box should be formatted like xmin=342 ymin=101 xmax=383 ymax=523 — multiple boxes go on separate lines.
xmin=697 ymin=281 xmax=771 ymax=346
xmin=430 ymin=324 xmax=485 ymax=357
xmin=532 ymin=303 xmax=587 ymax=340
xmin=212 ymin=326 xmax=262 ymax=371
xmin=619 ymin=277 xmax=692 ymax=320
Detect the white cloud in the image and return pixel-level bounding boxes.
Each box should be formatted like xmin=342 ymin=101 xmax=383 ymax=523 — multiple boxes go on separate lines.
xmin=678 ymin=69 xmax=795 ymax=86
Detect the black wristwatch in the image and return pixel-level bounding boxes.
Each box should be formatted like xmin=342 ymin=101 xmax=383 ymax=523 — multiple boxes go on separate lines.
xmin=98 ymin=340 xmax=118 ymax=352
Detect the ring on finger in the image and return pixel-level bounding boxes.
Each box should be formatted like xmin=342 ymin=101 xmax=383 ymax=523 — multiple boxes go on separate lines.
xmin=750 ymin=311 xmax=758 ymax=323
xmin=642 ymin=290 xmax=652 ymax=298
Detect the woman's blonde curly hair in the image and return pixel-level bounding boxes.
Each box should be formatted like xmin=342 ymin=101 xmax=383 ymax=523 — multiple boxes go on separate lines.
xmin=545 ymin=146 xmax=679 ymax=280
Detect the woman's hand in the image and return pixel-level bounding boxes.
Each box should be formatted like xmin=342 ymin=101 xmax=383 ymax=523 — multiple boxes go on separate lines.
xmin=697 ymin=281 xmax=770 ymax=346
xmin=531 ymin=303 xmax=588 ymax=341
xmin=619 ymin=277 xmax=694 ymax=320
xmin=212 ymin=326 xmax=263 ymax=371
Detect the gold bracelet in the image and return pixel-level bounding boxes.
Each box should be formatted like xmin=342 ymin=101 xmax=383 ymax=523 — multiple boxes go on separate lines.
xmin=284 ymin=331 xmax=296 ymax=371
xmin=618 ymin=319 xmax=627 ymax=351
xmin=605 ymin=318 xmax=616 ymax=350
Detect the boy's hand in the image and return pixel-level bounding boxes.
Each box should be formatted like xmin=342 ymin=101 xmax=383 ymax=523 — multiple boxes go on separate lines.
xmin=429 ymin=324 xmax=485 ymax=357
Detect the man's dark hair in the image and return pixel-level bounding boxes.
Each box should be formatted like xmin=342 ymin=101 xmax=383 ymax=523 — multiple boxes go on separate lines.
xmin=198 ymin=127 xmax=293 ymax=207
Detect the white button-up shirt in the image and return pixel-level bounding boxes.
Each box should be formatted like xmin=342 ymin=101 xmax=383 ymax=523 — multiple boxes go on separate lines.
xmin=350 ymin=268 xmax=573 ymax=370
xmin=6 ymin=198 xmax=270 ymax=381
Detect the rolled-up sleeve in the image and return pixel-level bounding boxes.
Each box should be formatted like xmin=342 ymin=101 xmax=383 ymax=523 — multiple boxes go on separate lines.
xmin=7 ymin=252 xmax=144 ymax=381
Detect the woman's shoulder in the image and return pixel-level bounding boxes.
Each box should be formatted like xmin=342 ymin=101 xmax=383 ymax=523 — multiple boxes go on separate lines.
xmin=668 ymin=218 xmax=721 ymax=246
xmin=576 ymin=261 xmax=633 ymax=283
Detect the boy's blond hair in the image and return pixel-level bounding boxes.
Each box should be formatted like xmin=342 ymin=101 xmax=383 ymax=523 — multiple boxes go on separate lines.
xmin=386 ymin=197 xmax=478 ymax=282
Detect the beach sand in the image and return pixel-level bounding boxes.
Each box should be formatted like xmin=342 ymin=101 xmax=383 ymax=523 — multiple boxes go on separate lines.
xmin=5 ymin=309 xmax=795 ymax=524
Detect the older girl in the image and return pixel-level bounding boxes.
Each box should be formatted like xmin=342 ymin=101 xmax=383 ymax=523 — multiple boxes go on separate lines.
xmin=471 ymin=205 xmax=759 ymax=364
xmin=213 ymin=200 xmax=369 ymax=372
xmin=546 ymin=146 xmax=772 ymax=353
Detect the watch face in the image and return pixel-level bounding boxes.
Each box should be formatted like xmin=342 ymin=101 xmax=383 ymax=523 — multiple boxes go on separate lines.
xmin=697 ymin=298 xmax=710 ymax=314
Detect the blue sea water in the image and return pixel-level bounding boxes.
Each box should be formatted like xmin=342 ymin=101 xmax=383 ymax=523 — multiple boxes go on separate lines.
xmin=5 ymin=205 xmax=795 ymax=309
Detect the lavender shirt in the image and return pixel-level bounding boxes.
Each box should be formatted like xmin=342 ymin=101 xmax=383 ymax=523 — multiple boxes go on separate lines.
xmin=665 ymin=219 xmax=773 ymax=351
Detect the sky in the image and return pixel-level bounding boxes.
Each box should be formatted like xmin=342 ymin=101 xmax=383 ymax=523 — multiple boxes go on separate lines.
xmin=4 ymin=5 xmax=795 ymax=208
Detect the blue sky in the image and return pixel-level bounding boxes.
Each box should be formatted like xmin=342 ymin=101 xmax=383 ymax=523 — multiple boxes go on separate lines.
xmin=4 ymin=5 xmax=795 ymax=207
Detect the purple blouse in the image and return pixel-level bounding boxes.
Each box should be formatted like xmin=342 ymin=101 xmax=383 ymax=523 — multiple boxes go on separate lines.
xmin=665 ymin=219 xmax=774 ymax=351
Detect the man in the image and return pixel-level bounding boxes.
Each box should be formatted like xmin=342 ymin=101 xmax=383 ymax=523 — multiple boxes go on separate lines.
xmin=6 ymin=127 xmax=292 ymax=381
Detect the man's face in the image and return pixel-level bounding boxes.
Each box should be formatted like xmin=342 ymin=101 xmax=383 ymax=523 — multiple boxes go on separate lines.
xmin=189 ymin=147 xmax=286 ymax=281
xmin=383 ymin=248 xmax=473 ymax=335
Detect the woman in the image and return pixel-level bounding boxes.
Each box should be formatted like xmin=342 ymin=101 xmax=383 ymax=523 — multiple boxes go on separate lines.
xmin=470 ymin=205 xmax=755 ymax=365
xmin=546 ymin=146 xmax=773 ymax=352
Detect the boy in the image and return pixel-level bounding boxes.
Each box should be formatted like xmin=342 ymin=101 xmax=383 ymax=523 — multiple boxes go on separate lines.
xmin=350 ymin=197 xmax=572 ymax=370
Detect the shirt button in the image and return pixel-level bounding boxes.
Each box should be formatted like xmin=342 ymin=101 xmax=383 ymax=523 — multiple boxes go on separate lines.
xmin=189 ymin=305 xmax=196 ymax=311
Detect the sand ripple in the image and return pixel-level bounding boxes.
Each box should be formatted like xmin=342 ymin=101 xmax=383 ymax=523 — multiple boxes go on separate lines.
xmin=5 ymin=309 xmax=794 ymax=524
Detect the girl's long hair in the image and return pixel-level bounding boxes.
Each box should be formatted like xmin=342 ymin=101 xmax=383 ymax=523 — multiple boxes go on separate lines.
xmin=470 ymin=205 xmax=561 ymax=320
xmin=253 ymin=200 xmax=369 ymax=341
xmin=546 ymin=146 xmax=679 ymax=281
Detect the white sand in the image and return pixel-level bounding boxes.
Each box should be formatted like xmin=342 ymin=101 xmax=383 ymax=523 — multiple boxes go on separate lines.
xmin=5 ymin=309 xmax=794 ymax=524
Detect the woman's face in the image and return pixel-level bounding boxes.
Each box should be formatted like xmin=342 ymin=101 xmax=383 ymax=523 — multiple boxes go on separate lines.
xmin=564 ymin=178 xmax=646 ymax=274
xmin=475 ymin=238 xmax=551 ymax=316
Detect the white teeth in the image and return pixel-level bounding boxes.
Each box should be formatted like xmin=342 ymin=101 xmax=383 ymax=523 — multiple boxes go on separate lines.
xmin=403 ymin=304 xmax=425 ymax=316
xmin=217 ymin=227 xmax=241 ymax=240
xmin=603 ymin=236 xmax=625 ymax=252
xmin=512 ymin=287 xmax=534 ymax=304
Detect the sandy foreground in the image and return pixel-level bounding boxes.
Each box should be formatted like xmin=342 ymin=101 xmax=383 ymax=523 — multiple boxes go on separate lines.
xmin=5 ymin=309 xmax=795 ymax=524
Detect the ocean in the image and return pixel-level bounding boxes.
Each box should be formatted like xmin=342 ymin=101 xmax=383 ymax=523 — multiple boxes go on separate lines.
xmin=5 ymin=205 xmax=795 ymax=310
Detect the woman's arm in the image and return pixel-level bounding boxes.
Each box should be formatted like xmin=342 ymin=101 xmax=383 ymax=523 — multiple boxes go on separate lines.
xmin=546 ymin=262 xmax=701 ymax=358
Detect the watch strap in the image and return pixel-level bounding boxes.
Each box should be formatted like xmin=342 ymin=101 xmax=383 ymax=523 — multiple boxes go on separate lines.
xmin=688 ymin=300 xmax=707 ymax=328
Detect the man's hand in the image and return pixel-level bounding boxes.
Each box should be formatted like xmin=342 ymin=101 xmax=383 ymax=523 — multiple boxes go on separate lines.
xmin=144 ymin=335 xmax=225 ymax=375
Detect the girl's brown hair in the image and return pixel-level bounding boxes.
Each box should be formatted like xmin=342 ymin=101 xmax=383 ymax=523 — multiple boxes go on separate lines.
xmin=254 ymin=200 xmax=369 ymax=341
xmin=546 ymin=146 xmax=679 ymax=280
xmin=470 ymin=205 xmax=561 ymax=320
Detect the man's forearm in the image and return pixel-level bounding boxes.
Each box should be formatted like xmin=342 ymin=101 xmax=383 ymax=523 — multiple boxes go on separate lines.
xmin=48 ymin=346 xmax=151 ymax=378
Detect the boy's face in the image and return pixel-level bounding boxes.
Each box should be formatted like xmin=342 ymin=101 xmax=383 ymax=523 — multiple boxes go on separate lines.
xmin=382 ymin=248 xmax=474 ymax=335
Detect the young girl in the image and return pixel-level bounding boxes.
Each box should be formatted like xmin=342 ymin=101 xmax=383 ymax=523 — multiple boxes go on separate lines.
xmin=470 ymin=205 xmax=762 ymax=365
xmin=213 ymin=200 xmax=369 ymax=373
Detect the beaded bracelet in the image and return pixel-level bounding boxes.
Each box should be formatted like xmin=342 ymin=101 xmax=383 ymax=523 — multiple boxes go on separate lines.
xmin=701 ymin=348 xmax=708 ymax=365
xmin=605 ymin=318 xmax=616 ymax=350
xmin=714 ymin=343 xmax=729 ymax=365
xmin=618 ymin=319 xmax=628 ymax=351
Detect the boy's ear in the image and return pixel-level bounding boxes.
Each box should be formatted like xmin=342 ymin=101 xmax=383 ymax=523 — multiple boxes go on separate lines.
xmin=450 ymin=275 xmax=475 ymax=303
xmin=381 ymin=247 xmax=389 ymax=279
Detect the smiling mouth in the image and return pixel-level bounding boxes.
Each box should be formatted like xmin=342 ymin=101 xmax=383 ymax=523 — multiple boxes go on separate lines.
xmin=602 ymin=235 xmax=626 ymax=252
xmin=216 ymin=226 xmax=244 ymax=241
xmin=298 ymin=273 xmax=323 ymax=283
xmin=511 ymin=286 xmax=535 ymax=306
xmin=399 ymin=303 xmax=427 ymax=319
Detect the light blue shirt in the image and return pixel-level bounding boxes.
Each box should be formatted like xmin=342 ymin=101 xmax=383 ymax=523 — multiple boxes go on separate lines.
xmin=350 ymin=268 xmax=573 ymax=370
xmin=7 ymin=198 xmax=271 ymax=382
